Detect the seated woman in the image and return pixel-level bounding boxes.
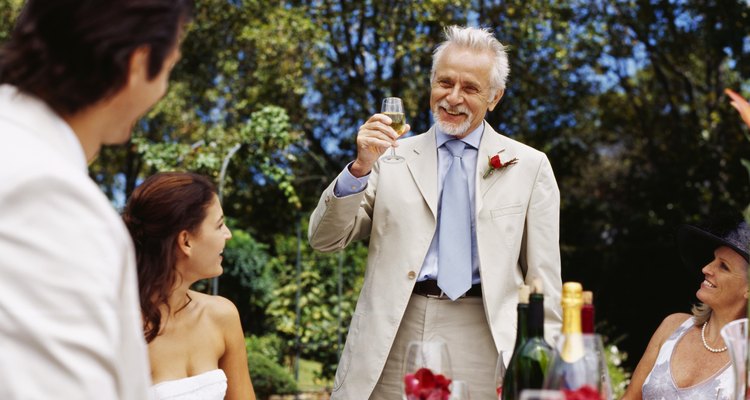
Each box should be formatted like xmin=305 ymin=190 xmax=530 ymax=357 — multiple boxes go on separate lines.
xmin=622 ymin=221 xmax=749 ymax=400
xmin=123 ymin=172 xmax=256 ymax=400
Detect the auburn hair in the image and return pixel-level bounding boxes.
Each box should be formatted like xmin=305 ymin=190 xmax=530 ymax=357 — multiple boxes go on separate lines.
xmin=123 ymin=172 xmax=216 ymax=342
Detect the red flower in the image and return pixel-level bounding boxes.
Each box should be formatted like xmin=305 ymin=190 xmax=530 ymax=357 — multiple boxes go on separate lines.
xmin=403 ymin=368 xmax=452 ymax=400
xmin=483 ymin=151 xmax=518 ymax=179
xmin=562 ymin=385 xmax=600 ymax=400
xmin=490 ymin=154 xmax=503 ymax=169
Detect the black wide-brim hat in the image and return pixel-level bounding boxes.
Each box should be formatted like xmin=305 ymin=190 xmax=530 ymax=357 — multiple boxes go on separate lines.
xmin=677 ymin=222 xmax=750 ymax=277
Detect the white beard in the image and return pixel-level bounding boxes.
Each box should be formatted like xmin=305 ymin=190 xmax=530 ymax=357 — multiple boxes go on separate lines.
xmin=433 ymin=100 xmax=473 ymax=137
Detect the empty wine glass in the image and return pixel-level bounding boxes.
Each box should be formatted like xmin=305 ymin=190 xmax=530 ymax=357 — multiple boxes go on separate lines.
xmin=449 ymin=380 xmax=470 ymax=400
xmin=381 ymin=97 xmax=406 ymax=163
xmin=402 ymin=340 xmax=453 ymax=400
xmin=495 ymin=351 xmax=507 ymax=400
xmin=543 ymin=334 xmax=611 ymax=399
xmin=519 ymin=389 xmax=565 ymax=400
xmin=720 ymin=318 xmax=748 ymax=400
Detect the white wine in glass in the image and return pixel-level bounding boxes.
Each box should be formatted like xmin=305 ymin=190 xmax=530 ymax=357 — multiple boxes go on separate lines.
xmin=382 ymin=97 xmax=406 ymax=163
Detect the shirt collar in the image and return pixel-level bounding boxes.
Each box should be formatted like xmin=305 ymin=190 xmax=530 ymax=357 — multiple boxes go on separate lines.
xmin=436 ymin=122 xmax=484 ymax=150
xmin=0 ymin=85 xmax=87 ymax=172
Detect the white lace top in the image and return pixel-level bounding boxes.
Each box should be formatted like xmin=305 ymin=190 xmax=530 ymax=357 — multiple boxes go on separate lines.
xmin=642 ymin=318 xmax=732 ymax=400
xmin=151 ymin=369 xmax=227 ymax=400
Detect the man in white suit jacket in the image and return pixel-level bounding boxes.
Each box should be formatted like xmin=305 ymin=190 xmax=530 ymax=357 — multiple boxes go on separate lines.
xmin=309 ymin=26 xmax=562 ymax=399
xmin=0 ymin=1 xmax=192 ymax=398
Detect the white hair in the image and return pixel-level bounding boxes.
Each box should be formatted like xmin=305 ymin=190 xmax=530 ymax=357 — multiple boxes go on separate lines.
xmin=431 ymin=25 xmax=510 ymax=92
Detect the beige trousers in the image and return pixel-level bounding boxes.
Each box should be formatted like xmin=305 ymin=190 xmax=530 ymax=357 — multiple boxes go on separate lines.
xmin=370 ymin=293 xmax=499 ymax=400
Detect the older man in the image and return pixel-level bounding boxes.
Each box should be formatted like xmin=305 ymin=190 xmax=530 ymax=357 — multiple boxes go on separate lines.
xmin=309 ymin=25 xmax=562 ymax=399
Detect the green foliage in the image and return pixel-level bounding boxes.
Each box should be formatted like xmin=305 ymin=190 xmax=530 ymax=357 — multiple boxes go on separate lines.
xmin=4 ymin=0 xmax=750 ymax=382
xmin=0 ymin=0 xmax=22 ymax=43
xmin=247 ymin=334 xmax=287 ymax=366
xmin=220 ymin=226 xmax=276 ymax=334
xmin=265 ymin=217 xmax=368 ymax=380
xmin=246 ymin=335 xmax=298 ymax=399
xmin=87 ymin=0 xmax=317 ymax=230
xmin=605 ymin=342 xmax=631 ymax=399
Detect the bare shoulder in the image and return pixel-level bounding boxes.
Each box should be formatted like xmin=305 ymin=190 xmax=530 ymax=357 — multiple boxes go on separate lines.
xmin=188 ymin=291 xmax=240 ymax=323
xmin=654 ymin=313 xmax=692 ymax=340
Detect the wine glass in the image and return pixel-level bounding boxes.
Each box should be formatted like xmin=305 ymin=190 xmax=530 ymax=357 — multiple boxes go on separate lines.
xmin=381 ymin=97 xmax=406 ymax=163
xmin=449 ymin=380 xmax=470 ymax=400
xmin=543 ymin=334 xmax=611 ymax=400
xmin=402 ymin=340 xmax=453 ymax=400
xmin=519 ymin=389 xmax=565 ymax=400
xmin=495 ymin=351 xmax=507 ymax=400
xmin=719 ymin=318 xmax=747 ymax=400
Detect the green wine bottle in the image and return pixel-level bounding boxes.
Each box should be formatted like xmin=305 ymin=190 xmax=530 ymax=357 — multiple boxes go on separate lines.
xmin=516 ymin=277 xmax=553 ymax=394
xmin=502 ymin=284 xmax=530 ymax=400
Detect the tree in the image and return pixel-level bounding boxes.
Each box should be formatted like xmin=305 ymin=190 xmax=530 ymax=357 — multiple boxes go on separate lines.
xmin=4 ymin=0 xmax=749 ymax=375
xmin=90 ymin=0 xmax=326 ymax=240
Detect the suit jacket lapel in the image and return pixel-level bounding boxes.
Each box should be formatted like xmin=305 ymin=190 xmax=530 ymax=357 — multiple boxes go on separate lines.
xmin=477 ymin=122 xmax=517 ymax=212
xmin=403 ymin=123 xmax=515 ymax=218
xmin=406 ymin=128 xmax=438 ymax=219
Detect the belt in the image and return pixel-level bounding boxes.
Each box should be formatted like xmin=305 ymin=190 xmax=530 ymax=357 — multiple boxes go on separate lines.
xmin=413 ymin=279 xmax=482 ymax=299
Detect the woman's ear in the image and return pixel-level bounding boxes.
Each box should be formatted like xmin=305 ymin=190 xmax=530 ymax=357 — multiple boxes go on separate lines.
xmin=177 ymin=230 xmax=192 ymax=257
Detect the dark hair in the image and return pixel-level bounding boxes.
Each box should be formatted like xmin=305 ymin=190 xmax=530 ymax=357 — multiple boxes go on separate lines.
xmin=0 ymin=0 xmax=193 ymax=115
xmin=123 ymin=172 xmax=216 ymax=343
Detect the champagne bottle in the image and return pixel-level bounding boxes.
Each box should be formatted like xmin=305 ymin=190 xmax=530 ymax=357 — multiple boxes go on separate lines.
xmin=515 ymin=277 xmax=554 ymax=394
xmin=501 ymin=284 xmax=530 ymax=400
xmin=582 ymin=290 xmax=594 ymax=334
xmin=543 ymin=282 xmax=592 ymax=393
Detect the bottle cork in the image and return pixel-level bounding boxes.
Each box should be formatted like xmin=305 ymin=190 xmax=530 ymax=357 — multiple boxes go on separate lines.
xmin=518 ymin=284 xmax=530 ymax=304
xmin=530 ymin=276 xmax=544 ymax=295
xmin=583 ymin=291 xmax=593 ymax=305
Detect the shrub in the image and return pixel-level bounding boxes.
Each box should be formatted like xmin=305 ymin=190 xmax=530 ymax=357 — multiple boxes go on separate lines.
xmin=247 ymin=336 xmax=298 ymax=399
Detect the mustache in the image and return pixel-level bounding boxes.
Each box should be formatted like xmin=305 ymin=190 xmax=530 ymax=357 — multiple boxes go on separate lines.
xmin=437 ymin=100 xmax=470 ymax=115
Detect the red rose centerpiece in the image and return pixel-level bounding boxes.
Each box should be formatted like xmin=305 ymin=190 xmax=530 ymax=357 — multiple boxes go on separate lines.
xmin=561 ymin=385 xmax=601 ymax=400
xmin=483 ymin=151 xmax=518 ymax=179
xmin=403 ymin=367 xmax=452 ymax=400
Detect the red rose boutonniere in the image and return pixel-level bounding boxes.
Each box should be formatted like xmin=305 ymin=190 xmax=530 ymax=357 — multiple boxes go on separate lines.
xmin=482 ymin=150 xmax=518 ymax=179
xmin=403 ymin=368 xmax=452 ymax=400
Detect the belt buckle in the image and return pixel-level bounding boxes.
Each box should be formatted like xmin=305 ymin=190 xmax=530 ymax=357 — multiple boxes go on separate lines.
xmin=425 ymin=290 xmax=465 ymax=300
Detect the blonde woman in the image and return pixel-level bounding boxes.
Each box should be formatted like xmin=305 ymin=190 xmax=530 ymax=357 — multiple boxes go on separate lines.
xmin=622 ymin=222 xmax=749 ymax=400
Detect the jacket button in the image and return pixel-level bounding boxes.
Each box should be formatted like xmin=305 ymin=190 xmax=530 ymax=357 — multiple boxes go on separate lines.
xmin=407 ymin=271 xmax=417 ymax=279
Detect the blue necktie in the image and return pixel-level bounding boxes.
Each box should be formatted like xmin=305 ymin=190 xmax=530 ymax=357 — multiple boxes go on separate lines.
xmin=437 ymin=140 xmax=473 ymax=300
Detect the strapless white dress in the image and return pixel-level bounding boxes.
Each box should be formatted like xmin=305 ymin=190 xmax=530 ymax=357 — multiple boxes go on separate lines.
xmin=151 ymin=369 xmax=227 ymax=400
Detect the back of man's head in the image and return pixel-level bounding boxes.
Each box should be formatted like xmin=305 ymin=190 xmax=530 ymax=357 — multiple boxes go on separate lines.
xmin=0 ymin=0 xmax=193 ymax=116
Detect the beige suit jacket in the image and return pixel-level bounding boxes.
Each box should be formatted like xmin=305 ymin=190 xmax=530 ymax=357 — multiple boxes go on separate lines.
xmin=309 ymin=122 xmax=562 ymax=399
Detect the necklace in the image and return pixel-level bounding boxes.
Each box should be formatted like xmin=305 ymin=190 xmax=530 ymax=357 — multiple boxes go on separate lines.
xmin=701 ymin=321 xmax=727 ymax=353
xmin=174 ymin=293 xmax=192 ymax=314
